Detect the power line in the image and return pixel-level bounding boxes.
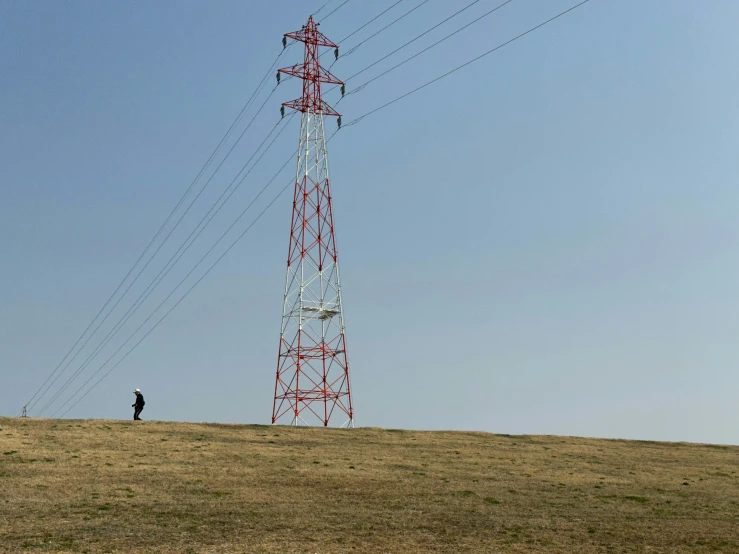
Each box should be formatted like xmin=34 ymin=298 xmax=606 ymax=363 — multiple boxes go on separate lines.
xmin=53 ymin=124 xmax=342 ymax=417
xmin=54 ymin=140 xmax=312 ymax=417
xmin=341 ymin=0 xmax=487 ymax=83
xmin=24 ymin=0 xmax=353 ymax=417
xmin=336 ymin=0 xmax=408 ymax=44
xmin=332 ymin=0 xmax=431 ymax=63
xmin=22 ymin=48 xmax=289 ymax=416
xmin=323 ymin=0 xmax=486 ymax=98
xmin=50 ymin=0 xmax=593 ymax=416
xmin=36 ymin=2 xmax=437 ymax=416
xmin=38 ymin=115 xmax=295 ymax=417
xmin=31 ymin=81 xmax=284 ymax=417
xmin=57 ymin=186 xmax=286 ymax=416
xmin=343 ymin=0 xmax=593 ymax=128
xmin=321 ymin=0 xmax=353 ymax=22
xmin=312 ymin=0 xmax=336 ymax=18
xmin=322 ymin=0 xmax=494 ymax=104
xmin=344 ymin=0 xmax=515 ymax=98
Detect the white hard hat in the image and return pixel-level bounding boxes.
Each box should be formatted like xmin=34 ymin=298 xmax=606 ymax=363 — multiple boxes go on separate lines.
xmin=134 ymin=389 xmax=141 ymax=393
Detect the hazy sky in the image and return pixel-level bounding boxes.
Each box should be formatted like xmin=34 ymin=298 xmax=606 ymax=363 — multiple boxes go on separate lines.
xmin=2 ymin=0 xmax=738 ymax=444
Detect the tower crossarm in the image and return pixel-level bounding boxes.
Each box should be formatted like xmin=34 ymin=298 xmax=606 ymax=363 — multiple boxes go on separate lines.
xmin=281 ymin=98 xmax=340 ymax=117
xmin=283 ymin=19 xmax=338 ymax=49
xmin=278 ymin=63 xmax=343 ymax=86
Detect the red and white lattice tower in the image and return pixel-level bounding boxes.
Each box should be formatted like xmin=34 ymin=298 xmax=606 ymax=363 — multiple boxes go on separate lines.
xmin=272 ymin=16 xmax=354 ymax=427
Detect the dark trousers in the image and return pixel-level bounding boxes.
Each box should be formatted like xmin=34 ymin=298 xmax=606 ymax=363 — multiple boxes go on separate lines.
xmin=134 ymin=407 xmax=144 ymax=420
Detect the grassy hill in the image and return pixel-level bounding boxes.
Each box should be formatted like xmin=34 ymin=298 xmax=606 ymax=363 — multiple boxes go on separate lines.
xmin=1 ymin=417 xmax=738 ymax=553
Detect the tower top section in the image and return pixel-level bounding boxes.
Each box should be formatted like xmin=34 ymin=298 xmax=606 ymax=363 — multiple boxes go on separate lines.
xmin=284 ymin=15 xmax=338 ymax=48
xmin=278 ymin=16 xmax=343 ymax=117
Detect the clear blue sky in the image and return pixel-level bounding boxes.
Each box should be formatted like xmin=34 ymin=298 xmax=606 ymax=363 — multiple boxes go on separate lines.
xmin=2 ymin=0 xmax=738 ymax=444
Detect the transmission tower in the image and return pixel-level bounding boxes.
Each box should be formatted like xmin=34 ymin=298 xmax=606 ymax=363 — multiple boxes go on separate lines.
xmin=272 ymin=16 xmax=354 ymax=428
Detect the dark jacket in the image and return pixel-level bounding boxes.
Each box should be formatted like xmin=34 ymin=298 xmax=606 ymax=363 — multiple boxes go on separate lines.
xmin=134 ymin=393 xmax=145 ymax=408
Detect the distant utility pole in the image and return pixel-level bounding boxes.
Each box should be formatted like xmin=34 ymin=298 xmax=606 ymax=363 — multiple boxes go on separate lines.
xmin=272 ymin=16 xmax=354 ymax=428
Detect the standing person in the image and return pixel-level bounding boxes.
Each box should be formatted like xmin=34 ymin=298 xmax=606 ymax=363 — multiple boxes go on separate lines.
xmin=132 ymin=389 xmax=145 ymax=420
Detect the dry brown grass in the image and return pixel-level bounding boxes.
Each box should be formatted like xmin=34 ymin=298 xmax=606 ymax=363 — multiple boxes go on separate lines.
xmin=0 ymin=417 xmax=738 ymax=553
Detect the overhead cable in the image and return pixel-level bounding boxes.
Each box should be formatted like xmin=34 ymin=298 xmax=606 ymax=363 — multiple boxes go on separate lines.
xmin=38 ymin=115 xmax=295 ymax=417
xmin=336 ymin=0 xmax=408 ymax=44
xmin=334 ymin=0 xmax=488 ymax=84
xmin=52 ymin=0 xmax=593 ymax=416
xmin=334 ymin=0 xmax=432 ymax=62
xmin=22 ymin=48 xmax=289 ymax=416
xmin=343 ymin=0 xmax=593 ymax=128
xmin=321 ymin=0 xmax=353 ymax=22
xmin=343 ymin=0 xmax=515 ymax=98
xmin=31 ymin=82 xmax=284 ymax=417
xmin=54 ymin=140 xmax=311 ymax=417
xmin=36 ymin=0 xmax=440 ymax=415
xmin=311 ymin=0 xmax=336 ymax=18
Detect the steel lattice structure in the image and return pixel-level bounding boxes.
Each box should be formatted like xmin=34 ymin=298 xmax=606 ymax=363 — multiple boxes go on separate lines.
xmin=272 ymin=16 xmax=354 ymax=427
